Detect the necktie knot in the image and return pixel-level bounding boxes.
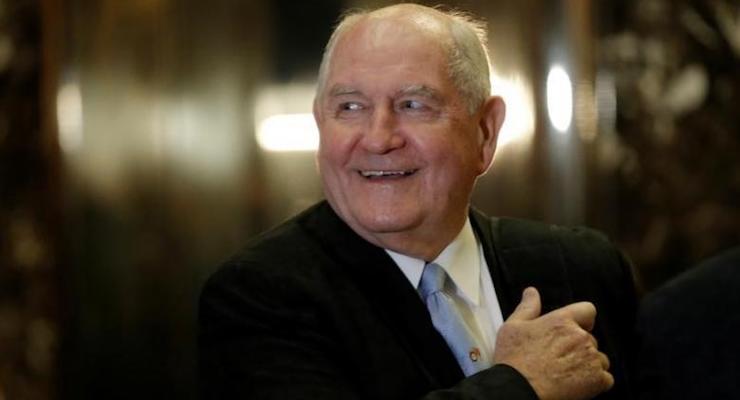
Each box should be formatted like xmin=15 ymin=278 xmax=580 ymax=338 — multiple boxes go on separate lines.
xmin=418 ymin=262 xmax=448 ymax=299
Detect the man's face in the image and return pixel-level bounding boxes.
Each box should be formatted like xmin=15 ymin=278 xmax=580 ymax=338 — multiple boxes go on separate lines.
xmin=314 ymin=18 xmax=495 ymax=257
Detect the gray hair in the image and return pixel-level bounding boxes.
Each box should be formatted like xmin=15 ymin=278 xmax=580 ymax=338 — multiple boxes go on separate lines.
xmin=315 ymin=5 xmax=492 ymax=115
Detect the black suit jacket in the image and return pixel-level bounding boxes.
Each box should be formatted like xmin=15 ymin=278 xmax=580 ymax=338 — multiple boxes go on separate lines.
xmin=636 ymin=247 xmax=740 ymax=399
xmin=199 ymin=201 xmax=638 ymax=399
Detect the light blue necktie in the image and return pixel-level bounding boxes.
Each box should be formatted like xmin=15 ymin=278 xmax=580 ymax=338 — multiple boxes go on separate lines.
xmin=418 ymin=262 xmax=490 ymax=376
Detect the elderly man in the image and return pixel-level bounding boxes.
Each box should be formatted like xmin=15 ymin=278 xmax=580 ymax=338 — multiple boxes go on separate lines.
xmin=199 ymin=4 xmax=637 ymax=400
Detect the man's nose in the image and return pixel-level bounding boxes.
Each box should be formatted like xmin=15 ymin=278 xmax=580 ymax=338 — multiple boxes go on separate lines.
xmin=361 ymin=106 xmax=405 ymax=154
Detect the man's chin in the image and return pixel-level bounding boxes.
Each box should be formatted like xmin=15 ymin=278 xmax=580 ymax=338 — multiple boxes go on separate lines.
xmin=327 ymin=198 xmax=423 ymax=237
xmin=349 ymin=210 xmax=421 ymax=236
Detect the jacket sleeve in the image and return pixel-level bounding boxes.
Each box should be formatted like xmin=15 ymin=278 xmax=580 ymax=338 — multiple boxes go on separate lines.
xmin=198 ymin=261 xmax=361 ymax=400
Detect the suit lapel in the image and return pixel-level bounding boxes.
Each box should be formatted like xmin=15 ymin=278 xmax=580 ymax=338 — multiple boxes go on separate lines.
xmin=302 ymin=202 xmax=464 ymax=387
xmin=470 ymin=209 xmax=574 ymax=317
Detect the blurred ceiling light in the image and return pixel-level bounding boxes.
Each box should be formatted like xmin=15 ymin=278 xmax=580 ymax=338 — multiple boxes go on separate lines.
xmin=546 ymin=65 xmax=573 ymax=133
xmin=257 ymin=113 xmax=318 ymax=151
xmin=57 ymin=82 xmax=84 ymax=153
xmin=255 ymin=84 xmax=318 ymax=152
xmin=491 ymin=73 xmax=535 ymax=147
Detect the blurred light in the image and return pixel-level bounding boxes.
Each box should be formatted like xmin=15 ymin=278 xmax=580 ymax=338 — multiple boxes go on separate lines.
xmin=663 ymin=64 xmax=708 ymax=115
xmin=490 ymin=73 xmax=535 ymax=147
xmin=575 ymin=80 xmax=597 ymax=142
xmin=596 ymin=72 xmax=616 ymax=136
xmin=0 ymin=34 xmax=14 ymax=73
xmin=715 ymin=1 xmax=740 ymax=56
xmin=546 ymin=65 xmax=573 ymax=133
xmin=255 ymin=84 xmax=317 ymax=152
xmin=57 ymin=82 xmax=84 ymax=153
xmin=153 ymin=94 xmax=243 ymax=180
xmin=257 ymin=113 xmax=318 ymax=151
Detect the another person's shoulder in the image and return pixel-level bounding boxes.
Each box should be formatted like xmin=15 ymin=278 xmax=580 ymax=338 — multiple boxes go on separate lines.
xmin=651 ymin=246 xmax=740 ymax=294
xmin=636 ymin=246 xmax=740 ymax=399
xmin=641 ymin=246 xmax=740 ymax=317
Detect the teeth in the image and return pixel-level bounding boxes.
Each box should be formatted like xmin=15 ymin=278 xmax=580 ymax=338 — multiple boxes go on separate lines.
xmin=360 ymin=170 xmax=414 ymax=177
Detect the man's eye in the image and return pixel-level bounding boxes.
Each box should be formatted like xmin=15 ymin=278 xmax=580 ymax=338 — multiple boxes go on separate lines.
xmin=340 ymin=102 xmax=363 ymax=111
xmin=400 ymin=100 xmax=425 ymax=110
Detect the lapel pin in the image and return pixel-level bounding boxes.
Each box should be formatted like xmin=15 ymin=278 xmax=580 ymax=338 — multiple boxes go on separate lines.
xmin=469 ymin=347 xmax=481 ymax=362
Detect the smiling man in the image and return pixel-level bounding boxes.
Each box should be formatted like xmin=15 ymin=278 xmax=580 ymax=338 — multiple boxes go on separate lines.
xmin=199 ymin=4 xmax=638 ymax=400
xmin=314 ymin=10 xmax=497 ymax=262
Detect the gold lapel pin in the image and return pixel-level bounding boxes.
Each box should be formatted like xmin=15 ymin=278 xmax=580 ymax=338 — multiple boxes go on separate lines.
xmin=469 ymin=348 xmax=481 ymax=362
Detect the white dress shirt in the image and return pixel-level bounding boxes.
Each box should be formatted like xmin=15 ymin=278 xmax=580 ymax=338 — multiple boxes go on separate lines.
xmin=385 ymin=218 xmax=505 ymax=364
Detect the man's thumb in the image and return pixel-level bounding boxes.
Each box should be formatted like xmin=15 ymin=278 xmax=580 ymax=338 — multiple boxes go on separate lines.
xmin=507 ymin=287 xmax=541 ymax=321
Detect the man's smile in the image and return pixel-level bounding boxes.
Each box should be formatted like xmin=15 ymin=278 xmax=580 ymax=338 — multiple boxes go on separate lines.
xmin=357 ymin=169 xmax=419 ymax=179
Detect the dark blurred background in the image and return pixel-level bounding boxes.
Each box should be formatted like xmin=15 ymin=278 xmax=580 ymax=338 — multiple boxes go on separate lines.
xmin=0 ymin=0 xmax=737 ymax=398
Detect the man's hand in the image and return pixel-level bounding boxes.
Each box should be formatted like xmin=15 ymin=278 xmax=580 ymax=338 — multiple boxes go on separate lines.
xmin=493 ymin=287 xmax=613 ymax=400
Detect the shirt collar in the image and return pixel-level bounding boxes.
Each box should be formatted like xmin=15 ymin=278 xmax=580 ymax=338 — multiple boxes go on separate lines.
xmin=386 ymin=218 xmax=481 ymax=305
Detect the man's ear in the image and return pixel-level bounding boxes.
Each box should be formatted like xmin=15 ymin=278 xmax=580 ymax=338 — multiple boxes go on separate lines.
xmin=313 ymin=97 xmax=322 ymax=124
xmin=313 ymin=97 xmax=323 ymax=171
xmin=477 ymin=95 xmax=506 ymax=175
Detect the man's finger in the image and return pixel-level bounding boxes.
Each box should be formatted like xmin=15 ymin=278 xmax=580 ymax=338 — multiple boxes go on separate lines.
xmin=558 ymin=301 xmax=597 ymax=331
xmin=589 ymin=332 xmax=598 ymax=349
xmin=506 ymin=287 xmax=542 ymax=322
xmin=602 ymin=370 xmax=615 ymax=391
